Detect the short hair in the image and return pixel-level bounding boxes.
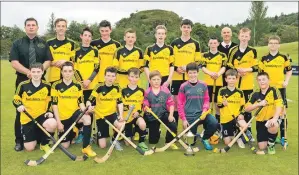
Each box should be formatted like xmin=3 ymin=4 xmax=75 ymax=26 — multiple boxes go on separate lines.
xmin=105 ymin=66 xmax=118 ymax=75
xmin=257 ymin=71 xmax=269 ymax=79
xmin=225 ymin=69 xmax=238 ymax=78
xmin=54 ymin=18 xmax=67 ymax=27
xmin=149 ymin=70 xmax=162 ymax=80
xmin=124 ymin=28 xmax=136 ymax=35
xmin=268 ymin=35 xmax=281 ymax=43
xmin=81 ymin=27 xmax=93 ymax=36
xmin=209 ymin=37 xmax=219 ymax=42
xmin=239 ymin=27 xmax=251 ymax=35
xmin=128 ymin=67 xmax=141 ymax=76
xmin=61 ymin=61 xmax=74 ymax=71
xmin=24 ymin=17 xmax=38 ymax=26
xmin=99 ymin=20 xmax=111 ymax=29
xmin=30 ymin=62 xmax=44 ymax=71
xmin=181 ymin=19 xmax=193 ymax=27
xmin=155 ymin=25 xmax=167 ymax=34
xmin=186 ymin=62 xmax=199 ymax=72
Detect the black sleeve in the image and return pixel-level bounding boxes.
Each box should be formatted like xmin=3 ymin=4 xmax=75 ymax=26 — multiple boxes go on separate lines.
xmin=45 ymin=42 xmax=53 ymax=61
xmin=9 ymin=40 xmax=20 ymax=62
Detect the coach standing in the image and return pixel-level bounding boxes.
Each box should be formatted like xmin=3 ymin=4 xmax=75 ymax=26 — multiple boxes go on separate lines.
xmin=9 ymin=17 xmax=52 ymax=151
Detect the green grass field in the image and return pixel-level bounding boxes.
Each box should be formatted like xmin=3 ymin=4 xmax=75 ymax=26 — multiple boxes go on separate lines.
xmin=1 ymin=42 xmax=298 ymax=175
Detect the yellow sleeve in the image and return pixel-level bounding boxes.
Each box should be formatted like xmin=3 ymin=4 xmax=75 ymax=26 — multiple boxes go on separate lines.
xmin=144 ymin=46 xmax=150 ymax=61
xmin=51 ymin=84 xmax=58 ymax=105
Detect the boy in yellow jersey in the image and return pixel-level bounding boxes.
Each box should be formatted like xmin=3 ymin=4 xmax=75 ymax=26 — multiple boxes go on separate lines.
xmin=52 ymin=61 xmax=96 ymax=157
xmin=144 ymin=25 xmax=174 ymax=87
xmin=258 ymin=35 xmax=292 ymax=145
xmin=47 ymin=18 xmax=75 ymax=83
xmin=91 ymin=20 xmax=121 ymax=83
xmin=171 ymin=19 xmax=202 ymax=124
xmin=245 ymin=72 xmax=283 ymax=155
xmin=86 ymin=67 xmax=125 ymax=151
xmin=122 ymin=68 xmax=148 ymax=151
xmin=113 ymin=28 xmax=144 ymax=89
xmin=202 ymin=37 xmax=227 ymax=128
xmin=227 ymin=27 xmax=258 ymax=134
xmin=72 ymin=27 xmax=99 ymax=143
xmin=13 ymin=63 xmax=57 ymax=153
xmin=217 ymin=69 xmax=249 ymax=148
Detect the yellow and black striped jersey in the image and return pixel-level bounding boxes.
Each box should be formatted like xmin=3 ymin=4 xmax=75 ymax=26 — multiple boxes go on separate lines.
xmin=72 ymin=46 xmax=99 ymax=90
xmin=171 ymin=38 xmax=201 ymax=80
xmin=51 ymin=80 xmax=83 ymax=121
xmin=13 ymin=80 xmax=51 ymax=125
xmin=245 ymin=87 xmax=283 ymax=121
xmin=144 ymin=43 xmax=174 ymax=77
xmin=91 ymin=39 xmax=121 ymax=82
xmin=258 ymin=52 xmax=292 ymax=88
xmin=88 ymin=83 xmax=122 ymax=119
xmin=47 ymin=37 xmax=76 ymax=82
xmin=202 ymin=51 xmax=227 ymax=86
xmin=217 ymin=86 xmax=245 ymax=124
xmin=228 ymin=45 xmax=258 ymax=90
xmin=121 ymin=86 xmax=144 ymax=123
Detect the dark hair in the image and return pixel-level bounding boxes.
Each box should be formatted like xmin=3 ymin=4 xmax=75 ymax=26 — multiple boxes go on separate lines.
xmin=81 ymin=27 xmax=93 ymax=36
xmin=181 ymin=19 xmax=193 ymax=27
xmin=149 ymin=70 xmax=162 ymax=80
xmin=209 ymin=37 xmax=219 ymax=42
xmin=257 ymin=71 xmax=269 ymax=79
xmin=61 ymin=61 xmax=74 ymax=71
xmin=128 ymin=67 xmax=140 ymax=76
xmin=54 ymin=18 xmax=67 ymax=27
xmin=30 ymin=62 xmax=44 ymax=71
xmin=24 ymin=17 xmax=38 ymax=26
xmin=105 ymin=66 xmax=118 ymax=75
xmin=186 ymin=62 xmax=199 ymax=72
xmin=99 ymin=20 xmax=111 ymax=29
xmin=225 ymin=69 xmax=238 ymax=78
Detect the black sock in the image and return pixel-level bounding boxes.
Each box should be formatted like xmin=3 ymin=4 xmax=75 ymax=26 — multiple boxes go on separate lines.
xmin=83 ymin=125 xmax=91 ymax=148
xmin=267 ymin=132 xmax=278 ymax=147
xmin=41 ymin=132 xmax=54 ymax=146
xmin=280 ymin=119 xmax=285 ymax=138
xmin=139 ymin=129 xmax=146 ymax=143
xmin=112 ymin=131 xmax=118 ymax=142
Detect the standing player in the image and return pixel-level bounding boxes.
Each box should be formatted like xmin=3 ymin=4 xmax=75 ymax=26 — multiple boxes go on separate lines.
xmin=227 ymin=27 xmax=258 ymax=134
xmin=91 ymin=20 xmax=121 ymax=83
xmin=244 ymin=72 xmax=283 ymax=155
xmin=177 ymin=62 xmax=218 ymax=150
xmin=143 ymin=70 xmax=178 ymax=149
xmin=144 ymin=25 xmax=174 ymax=87
xmin=13 ymin=63 xmax=57 ymax=153
xmin=217 ymin=69 xmax=247 ymax=148
xmin=86 ymin=67 xmax=124 ymax=151
xmin=201 ymin=37 xmax=227 ymax=128
xmin=258 ymin=35 xmax=292 ymax=145
xmin=122 ymin=68 xmax=148 ymax=151
xmin=52 ymin=61 xmax=96 ymax=157
xmin=113 ymin=28 xmax=144 ymax=89
xmin=47 ymin=18 xmax=75 ymax=84
xmin=171 ymin=19 xmax=202 ymax=124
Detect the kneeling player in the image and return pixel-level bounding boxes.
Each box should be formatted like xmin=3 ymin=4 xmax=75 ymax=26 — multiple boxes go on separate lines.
xmin=86 ymin=67 xmax=125 ymax=151
xmin=143 ymin=70 xmax=178 ymax=149
xmin=122 ymin=68 xmax=148 ymax=151
xmin=13 ymin=63 xmax=57 ymax=153
xmin=52 ymin=61 xmax=96 ymax=157
xmin=217 ymin=69 xmax=249 ymax=148
xmin=245 ymin=72 xmax=283 ymax=154
xmin=177 ymin=62 xmax=218 ymax=150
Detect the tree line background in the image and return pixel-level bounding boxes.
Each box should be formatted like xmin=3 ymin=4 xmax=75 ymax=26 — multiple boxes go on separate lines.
xmin=1 ymin=2 xmax=298 ymax=58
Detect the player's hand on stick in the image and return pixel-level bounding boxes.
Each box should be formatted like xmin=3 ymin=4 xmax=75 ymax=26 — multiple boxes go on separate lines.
xmin=183 ymin=120 xmax=189 ymax=129
xmin=168 ymin=114 xmax=175 ymax=123
xmin=132 ymin=111 xmax=139 ymax=118
xmin=17 ymin=105 xmax=26 ymax=113
xmin=57 ymin=121 xmax=64 ymax=132
xmin=282 ymin=80 xmax=289 ymax=88
xmin=258 ymin=100 xmax=267 ymax=107
xmin=82 ymin=80 xmax=91 ymax=89
xmin=45 ymin=112 xmax=54 ymax=118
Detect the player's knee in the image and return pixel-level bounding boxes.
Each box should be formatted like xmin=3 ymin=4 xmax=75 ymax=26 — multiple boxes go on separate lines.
xmin=223 ymin=137 xmax=231 ymax=145
xmin=61 ymin=142 xmax=70 ymax=149
xmin=137 ymin=118 xmax=146 ymax=130
xmin=44 ymin=118 xmax=57 ymax=132
xmin=268 ymin=125 xmax=279 ymax=134
xmin=98 ymin=139 xmax=106 ymax=148
xmin=24 ymin=143 xmax=36 ymax=152
xmin=83 ymin=115 xmax=91 ymax=125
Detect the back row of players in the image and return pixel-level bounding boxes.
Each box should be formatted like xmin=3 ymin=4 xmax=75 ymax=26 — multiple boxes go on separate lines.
xmin=11 ymin=18 xmax=292 ymax=156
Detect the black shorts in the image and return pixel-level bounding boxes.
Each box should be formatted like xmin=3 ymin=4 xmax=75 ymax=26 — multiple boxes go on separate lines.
xmin=83 ymin=90 xmax=92 ymax=104
xmin=58 ymin=109 xmax=81 ymax=143
xmin=170 ymin=80 xmax=184 ymax=95
xmin=208 ymin=85 xmax=221 ymax=102
xmin=279 ymin=88 xmax=288 ymax=108
xmin=124 ymin=117 xmax=141 ymax=137
xmin=96 ymin=113 xmax=118 ymax=139
xmin=21 ymin=114 xmax=47 ymax=143
xmin=256 ymin=121 xmax=269 ymax=142
xmin=221 ymin=120 xmax=237 ymax=137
